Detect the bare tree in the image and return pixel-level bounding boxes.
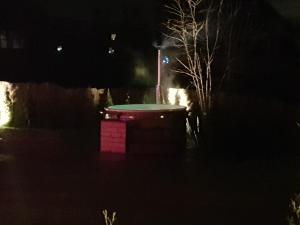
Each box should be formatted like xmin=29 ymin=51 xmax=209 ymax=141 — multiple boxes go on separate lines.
xmin=164 ymin=0 xmax=224 ymax=146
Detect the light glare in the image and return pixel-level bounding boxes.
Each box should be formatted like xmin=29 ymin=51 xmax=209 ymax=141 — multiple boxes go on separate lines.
xmin=0 ymin=82 xmax=12 ymax=127
xmin=57 ymin=45 xmax=63 ymax=52
xmin=162 ymin=56 xmax=170 ymax=64
xmin=168 ymin=88 xmax=189 ymax=110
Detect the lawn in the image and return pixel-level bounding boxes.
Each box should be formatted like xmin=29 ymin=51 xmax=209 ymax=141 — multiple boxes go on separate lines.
xmin=0 ymin=127 xmax=299 ymax=225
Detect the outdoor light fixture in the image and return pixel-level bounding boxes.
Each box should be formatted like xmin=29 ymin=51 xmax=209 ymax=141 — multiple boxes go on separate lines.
xmin=111 ymin=33 xmax=116 ymax=41
xmin=57 ymin=45 xmax=63 ymax=52
xmin=108 ymin=47 xmax=115 ymax=54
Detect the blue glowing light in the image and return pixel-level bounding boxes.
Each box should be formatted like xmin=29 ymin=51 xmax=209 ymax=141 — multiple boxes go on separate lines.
xmin=162 ymin=56 xmax=170 ymax=64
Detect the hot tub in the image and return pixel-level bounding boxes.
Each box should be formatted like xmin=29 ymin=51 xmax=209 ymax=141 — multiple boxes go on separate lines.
xmin=101 ymin=104 xmax=187 ymax=154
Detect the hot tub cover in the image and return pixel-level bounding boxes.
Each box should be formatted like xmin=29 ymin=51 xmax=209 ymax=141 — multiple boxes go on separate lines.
xmin=106 ymin=104 xmax=186 ymax=112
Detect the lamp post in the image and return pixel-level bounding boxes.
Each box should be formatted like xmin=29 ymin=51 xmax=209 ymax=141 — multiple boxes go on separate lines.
xmin=156 ymin=48 xmax=161 ymax=104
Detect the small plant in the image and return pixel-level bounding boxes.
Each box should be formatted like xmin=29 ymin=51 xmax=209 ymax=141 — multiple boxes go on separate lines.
xmin=102 ymin=210 xmax=117 ymax=225
xmin=288 ymin=194 xmax=300 ymax=225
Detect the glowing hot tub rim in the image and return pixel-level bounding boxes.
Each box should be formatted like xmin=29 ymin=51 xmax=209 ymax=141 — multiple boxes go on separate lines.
xmin=104 ymin=104 xmax=187 ymax=120
xmin=106 ymin=104 xmax=186 ymax=112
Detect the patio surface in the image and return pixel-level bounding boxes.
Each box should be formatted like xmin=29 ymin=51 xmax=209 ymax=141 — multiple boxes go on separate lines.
xmin=0 ymin=128 xmax=299 ymax=225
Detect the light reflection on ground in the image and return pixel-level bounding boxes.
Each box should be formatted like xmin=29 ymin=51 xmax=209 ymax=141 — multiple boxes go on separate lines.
xmin=0 ymin=154 xmax=14 ymax=162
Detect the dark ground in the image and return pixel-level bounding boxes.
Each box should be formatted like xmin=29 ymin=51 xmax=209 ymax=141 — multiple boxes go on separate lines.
xmin=0 ymin=127 xmax=299 ymax=225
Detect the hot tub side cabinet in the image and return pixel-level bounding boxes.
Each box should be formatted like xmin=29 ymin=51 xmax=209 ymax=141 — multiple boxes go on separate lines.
xmin=100 ymin=120 xmax=127 ymax=153
xmin=100 ymin=104 xmax=186 ymax=154
xmin=100 ymin=118 xmax=186 ymax=154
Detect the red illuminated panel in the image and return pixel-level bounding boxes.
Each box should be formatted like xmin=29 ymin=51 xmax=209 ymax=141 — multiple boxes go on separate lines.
xmin=100 ymin=120 xmax=127 ymax=153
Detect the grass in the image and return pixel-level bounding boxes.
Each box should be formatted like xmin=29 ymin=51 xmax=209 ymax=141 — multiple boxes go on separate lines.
xmin=102 ymin=210 xmax=117 ymax=225
xmin=288 ymin=194 xmax=300 ymax=225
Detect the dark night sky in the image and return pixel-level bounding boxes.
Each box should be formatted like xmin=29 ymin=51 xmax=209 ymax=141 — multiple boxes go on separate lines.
xmin=32 ymin=0 xmax=160 ymax=23
xmin=24 ymin=0 xmax=299 ymax=32
xmin=0 ymin=0 xmax=164 ymax=87
xmin=0 ymin=0 xmax=299 ymax=88
xmin=3 ymin=0 xmax=299 ymax=37
xmin=268 ymin=0 xmax=300 ymax=24
xmin=30 ymin=0 xmax=300 ymax=25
